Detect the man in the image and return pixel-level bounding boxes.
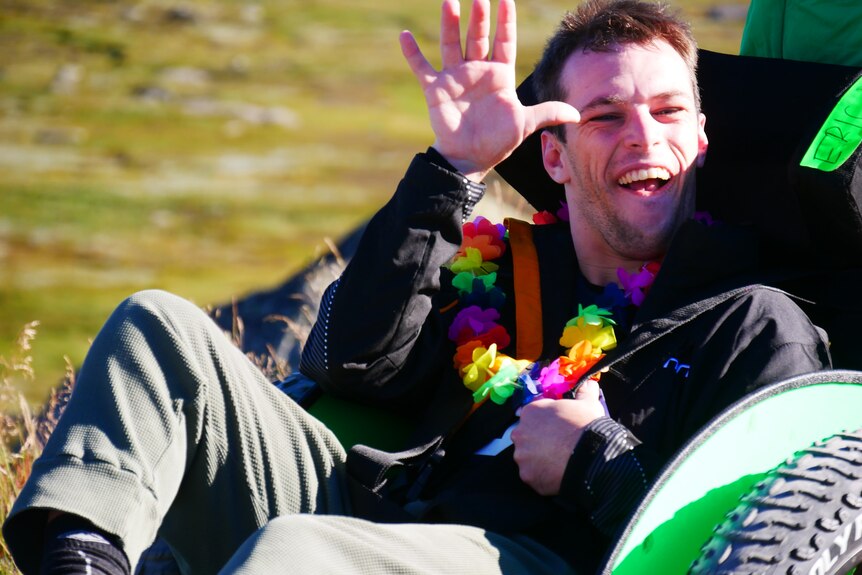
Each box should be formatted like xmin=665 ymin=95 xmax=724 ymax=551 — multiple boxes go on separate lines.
xmin=3 ymin=1 xmax=830 ymax=574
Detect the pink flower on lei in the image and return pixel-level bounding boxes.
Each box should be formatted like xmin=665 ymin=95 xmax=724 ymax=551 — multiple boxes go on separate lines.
xmin=462 ymin=217 xmax=506 ymax=248
xmin=536 ymin=358 xmax=569 ymax=399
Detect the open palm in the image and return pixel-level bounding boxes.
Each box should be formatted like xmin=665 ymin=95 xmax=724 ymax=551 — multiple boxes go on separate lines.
xmin=400 ymin=0 xmax=580 ymax=182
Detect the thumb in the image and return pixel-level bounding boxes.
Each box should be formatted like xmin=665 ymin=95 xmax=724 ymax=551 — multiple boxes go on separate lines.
xmin=399 ymin=30 xmax=435 ymax=86
xmin=527 ymin=101 xmax=581 ymax=134
xmin=574 ymin=378 xmax=600 ymax=402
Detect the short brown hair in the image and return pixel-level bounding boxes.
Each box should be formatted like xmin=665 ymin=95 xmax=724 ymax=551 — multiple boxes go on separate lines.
xmin=533 ymin=0 xmax=699 ymax=139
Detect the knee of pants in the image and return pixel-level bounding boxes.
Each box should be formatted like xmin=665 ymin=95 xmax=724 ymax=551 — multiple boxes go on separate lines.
xmin=108 ymin=289 xmax=224 ymax=361
xmin=80 ymin=289 xmax=223 ymax=402
xmin=222 ymin=515 xmax=335 ymax=573
xmin=247 ymin=514 xmax=333 ymax=547
xmin=230 ymin=515 xmax=381 ymax=567
xmin=120 ymin=289 xmax=206 ymax=328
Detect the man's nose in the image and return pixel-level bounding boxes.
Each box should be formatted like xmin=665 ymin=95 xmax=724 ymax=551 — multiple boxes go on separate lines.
xmin=624 ymin=108 xmax=660 ymax=149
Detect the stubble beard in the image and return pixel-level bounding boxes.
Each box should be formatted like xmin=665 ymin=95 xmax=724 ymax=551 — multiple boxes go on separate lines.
xmin=574 ymin=176 xmax=694 ymax=263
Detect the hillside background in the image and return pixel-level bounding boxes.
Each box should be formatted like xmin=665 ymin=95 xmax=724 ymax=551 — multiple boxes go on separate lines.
xmin=0 ymin=0 xmax=748 ymax=406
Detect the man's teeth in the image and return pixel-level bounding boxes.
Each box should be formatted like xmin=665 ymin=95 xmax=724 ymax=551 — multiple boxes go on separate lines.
xmin=618 ymin=167 xmax=671 ymax=185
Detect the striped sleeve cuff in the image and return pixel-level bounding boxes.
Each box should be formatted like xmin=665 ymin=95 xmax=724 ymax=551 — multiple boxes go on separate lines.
xmin=558 ymin=417 xmax=648 ymax=537
xmin=461 ymin=179 xmax=485 ymax=223
xmin=422 ymin=147 xmax=486 ymax=222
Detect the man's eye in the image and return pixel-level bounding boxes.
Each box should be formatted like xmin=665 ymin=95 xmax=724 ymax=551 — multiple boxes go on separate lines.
xmin=655 ymin=107 xmax=683 ymax=117
xmin=588 ymin=114 xmax=620 ymax=122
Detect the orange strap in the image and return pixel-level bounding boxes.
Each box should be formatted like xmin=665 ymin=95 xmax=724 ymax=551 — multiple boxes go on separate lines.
xmin=505 ymin=218 xmax=543 ymax=361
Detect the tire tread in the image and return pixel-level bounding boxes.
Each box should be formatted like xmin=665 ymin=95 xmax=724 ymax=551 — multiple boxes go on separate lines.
xmin=689 ymin=430 xmax=862 ymax=575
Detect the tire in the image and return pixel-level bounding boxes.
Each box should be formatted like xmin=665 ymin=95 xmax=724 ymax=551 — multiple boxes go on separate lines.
xmin=689 ymin=429 xmax=862 ymax=575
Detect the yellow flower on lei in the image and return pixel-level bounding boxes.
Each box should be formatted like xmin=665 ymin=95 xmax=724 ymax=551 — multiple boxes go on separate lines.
xmin=559 ymin=318 xmax=617 ymax=352
xmin=461 ymin=344 xmax=499 ymax=391
xmin=449 ymin=247 xmax=499 ymax=276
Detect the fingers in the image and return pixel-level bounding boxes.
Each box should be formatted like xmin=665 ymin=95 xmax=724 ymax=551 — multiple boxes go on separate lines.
xmin=440 ymin=0 xmax=463 ymax=68
xmin=528 ymin=101 xmax=582 ymax=134
xmin=491 ymin=0 xmax=516 ymax=64
xmin=464 ymin=0 xmax=491 ymax=61
xmin=400 ymin=30 xmax=436 ymax=86
xmin=441 ymin=0 xmax=511 ymax=65
xmin=574 ymin=379 xmax=609 ymax=419
xmin=574 ymin=378 xmax=600 ymax=401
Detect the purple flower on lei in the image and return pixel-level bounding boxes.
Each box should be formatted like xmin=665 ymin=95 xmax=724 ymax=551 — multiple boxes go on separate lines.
xmin=617 ymin=266 xmax=654 ymax=307
xmin=556 ymin=201 xmax=570 ymax=222
xmin=448 ymin=305 xmax=501 ymax=342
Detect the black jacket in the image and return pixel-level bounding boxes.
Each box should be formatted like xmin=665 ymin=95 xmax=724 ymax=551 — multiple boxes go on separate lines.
xmin=300 ymin=150 xmax=832 ymax=572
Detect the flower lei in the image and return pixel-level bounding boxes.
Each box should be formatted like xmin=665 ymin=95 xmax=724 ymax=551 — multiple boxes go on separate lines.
xmin=446 ymin=215 xmax=659 ymax=407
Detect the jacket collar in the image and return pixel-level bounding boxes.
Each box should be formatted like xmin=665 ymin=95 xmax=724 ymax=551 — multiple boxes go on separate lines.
xmin=635 ymin=220 xmax=763 ymax=324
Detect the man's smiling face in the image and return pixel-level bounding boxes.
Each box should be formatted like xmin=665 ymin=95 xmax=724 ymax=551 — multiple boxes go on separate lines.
xmin=542 ymin=40 xmax=708 ymax=267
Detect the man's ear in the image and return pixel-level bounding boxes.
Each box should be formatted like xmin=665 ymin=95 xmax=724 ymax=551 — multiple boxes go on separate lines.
xmin=696 ymin=112 xmax=709 ymax=168
xmin=541 ymin=130 xmax=571 ymax=184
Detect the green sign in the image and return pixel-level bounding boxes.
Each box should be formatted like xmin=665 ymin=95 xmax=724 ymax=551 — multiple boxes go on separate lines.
xmin=801 ymin=75 xmax=862 ymax=172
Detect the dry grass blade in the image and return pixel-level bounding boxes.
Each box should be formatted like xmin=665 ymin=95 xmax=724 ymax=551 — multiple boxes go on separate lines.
xmin=0 ymin=322 xmax=49 ymax=575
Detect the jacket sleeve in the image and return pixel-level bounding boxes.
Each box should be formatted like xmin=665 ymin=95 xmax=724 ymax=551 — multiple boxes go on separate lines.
xmin=555 ymin=287 xmax=832 ymax=539
xmin=299 ymin=149 xmax=484 ymax=407
xmin=556 ymin=417 xmax=659 ymax=539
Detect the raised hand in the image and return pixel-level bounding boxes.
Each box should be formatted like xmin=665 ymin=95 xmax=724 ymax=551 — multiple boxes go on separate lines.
xmin=400 ymin=0 xmax=580 ymax=182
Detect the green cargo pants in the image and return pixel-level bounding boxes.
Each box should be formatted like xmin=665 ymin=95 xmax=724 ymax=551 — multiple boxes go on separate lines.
xmin=4 ymin=290 xmax=574 ymax=575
